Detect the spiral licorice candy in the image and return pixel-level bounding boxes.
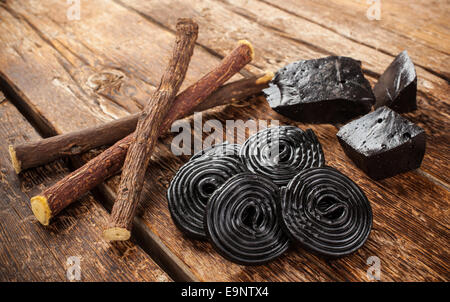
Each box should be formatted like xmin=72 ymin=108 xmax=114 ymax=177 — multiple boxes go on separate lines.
xmin=205 ymin=172 xmax=290 ymax=265
xmin=190 ymin=142 xmax=241 ymax=161
xmin=239 ymin=126 xmax=325 ymax=186
xmin=168 ymin=156 xmax=247 ymax=239
xmin=280 ymin=166 xmax=372 ymax=257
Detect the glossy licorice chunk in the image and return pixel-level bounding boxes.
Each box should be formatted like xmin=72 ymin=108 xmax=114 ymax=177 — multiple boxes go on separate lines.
xmin=280 ymin=166 xmax=372 ymax=258
xmin=263 ymin=56 xmax=375 ymax=123
xmin=239 ymin=126 xmax=325 ymax=186
xmin=190 ymin=142 xmax=241 ymax=161
xmin=205 ymin=172 xmax=290 ymax=265
xmin=337 ymin=106 xmax=426 ymax=180
xmin=374 ymin=51 xmax=417 ymax=113
xmin=167 ymin=156 xmax=247 ymax=239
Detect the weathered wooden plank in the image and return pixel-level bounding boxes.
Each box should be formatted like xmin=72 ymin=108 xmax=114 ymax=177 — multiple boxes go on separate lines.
xmin=0 ymin=0 xmax=244 ymax=134
xmin=92 ymin=1 xmax=450 ymax=280
xmin=0 ymin=0 xmax=448 ymax=281
xmin=222 ymin=0 xmax=450 ymax=184
xmin=119 ymin=0 xmax=450 ymax=216
xmin=5 ymin=0 xmax=448 ymax=182
xmin=0 ymin=0 xmax=347 ymax=281
xmin=318 ymin=0 xmax=450 ymax=55
xmin=119 ymin=0 xmax=449 ymax=100
xmin=0 ymin=98 xmax=170 ymax=281
xmin=120 ymin=0 xmax=450 ymax=183
xmin=99 ymin=102 xmax=450 ymax=279
xmin=150 ymin=102 xmax=449 ymax=281
xmin=260 ymin=0 xmax=450 ymax=79
xmin=80 ymin=98 xmax=448 ymax=281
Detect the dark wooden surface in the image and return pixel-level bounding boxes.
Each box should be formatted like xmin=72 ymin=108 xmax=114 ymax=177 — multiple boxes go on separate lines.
xmin=0 ymin=98 xmax=170 ymax=281
xmin=0 ymin=0 xmax=448 ymax=281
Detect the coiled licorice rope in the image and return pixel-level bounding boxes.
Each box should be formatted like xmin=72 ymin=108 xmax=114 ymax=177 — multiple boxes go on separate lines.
xmin=190 ymin=142 xmax=241 ymax=161
xmin=239 ymin=126 xmax=325 ymax=187
xmin=167 ymin=156 xmax=247 ymax=239
xmin=205 ymin=172 xmax=290 ymax=265
xmin=280 ymin=166 xmax=372 ymax=257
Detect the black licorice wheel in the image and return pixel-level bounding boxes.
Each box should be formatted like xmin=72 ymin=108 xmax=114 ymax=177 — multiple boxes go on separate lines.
xmin=167 ymin=156 xmax=247 ymax=239
xmin=280 ymin=166 xmax=372 ymax=257
xmin=239 ymin=126 xmax=325 ymax=187
xmin=205 ymin=172 xmax=290 ymax=265
xmin=190 ymin=142 xmax=241 ymax=161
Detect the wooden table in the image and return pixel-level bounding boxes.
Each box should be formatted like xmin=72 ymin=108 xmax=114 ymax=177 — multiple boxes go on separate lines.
xmin=0 ymin=0 xmax=448 ymax=281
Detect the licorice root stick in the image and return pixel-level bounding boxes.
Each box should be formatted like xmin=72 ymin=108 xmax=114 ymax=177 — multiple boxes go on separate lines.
xmin=105 ymin=44 xmax=256 ymax=241
xmin=9 ymin=73 xmax=272 ymax=173
xmin=30 ymin=40 xmax=254 ymax=227
xmin=103 ymin=18 xmax=198 ymax=240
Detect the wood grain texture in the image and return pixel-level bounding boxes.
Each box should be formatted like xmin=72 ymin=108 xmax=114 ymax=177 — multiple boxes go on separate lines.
xmin=261 ymin=0 xmax=450 ymax=79
xmin=0 ymin=0 xmax=448 ymax=281
xmin=0 ymin=0 xmax=244 ymax=133
xmin=121 ymin=0 xmax=450 ymax=184
xmin=10 ymin=74 xmax=271 ymax=172
xmin=0 ymin=99 xmax=170 ymax=282
xmin=116 ymin=0 xmax=450 ymax=219
xmin=31 ymin=41 xmax=254 ymax=227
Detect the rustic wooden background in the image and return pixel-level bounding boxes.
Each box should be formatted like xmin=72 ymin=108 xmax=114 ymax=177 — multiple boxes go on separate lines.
xmin=0 ymin=0 xmax=448 ymax=281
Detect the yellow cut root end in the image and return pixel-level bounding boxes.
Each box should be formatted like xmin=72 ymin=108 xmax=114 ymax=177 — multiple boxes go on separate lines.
xmin=30 ymin=195 xmax=51 ymax=226
xmin=238 ymin=40 xmax=255 ymax=60
xmin=8 ymin=145 xmax=22 ymax=174
xmin=103 ymin=227 xmax=131 ymax=241
xmin=255 ymin=71 xmax=275 ymax=85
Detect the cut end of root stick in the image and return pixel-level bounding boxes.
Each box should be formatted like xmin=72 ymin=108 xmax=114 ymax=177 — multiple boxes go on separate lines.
xmin=103 ymin=227 xmax=131 ymax=241
xmin=255 ymin=71 xmax=275 ymax=85
xmin=238 ymin=40 xmax=255 ymax=61
xmin=176 ymin=18 xmax=199 ymax=35
xmin=8 ymin=145 xmax=22 ymax=174
xmin=30 ymin=196 xmax=51 ymax=226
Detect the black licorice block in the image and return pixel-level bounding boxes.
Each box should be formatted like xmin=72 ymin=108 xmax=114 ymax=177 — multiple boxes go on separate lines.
xmin=373 ymin=50 xmax=417 ymax=113
xmin=337 ymin=106 xmax=426 ymax=180
xmin=263 ymin=56 xmax=375 ymax=123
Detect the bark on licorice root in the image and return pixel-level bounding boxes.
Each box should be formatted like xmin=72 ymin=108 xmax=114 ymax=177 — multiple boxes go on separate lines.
xmin=104 ymin=18 xmax=199 ymax=240
xmin=31 ymin=35 xmax=254 ymax=228
xmin=10 ymin=73 xmax=271 ymax=173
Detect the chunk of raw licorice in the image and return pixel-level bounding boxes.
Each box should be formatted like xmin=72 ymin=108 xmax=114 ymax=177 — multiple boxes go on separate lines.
xmin=239 ymin=126 xmax=325 ymax=186
xmin=263 ymin=56 xmax=375 ymax=123
xmin=167 ymin=156 xmax=247 ymax=239
xmin=373 ymin=51 xmax=417 ymax=113
xmin=337 ymin=106 xmax=426 ymax=180
xmin=205 ymin=172 xmax=290 ymax=265
xmin=280 ymin=166 xmax=372 ymax=257
xmin=190 ymin=142 xmax=241 ymax=161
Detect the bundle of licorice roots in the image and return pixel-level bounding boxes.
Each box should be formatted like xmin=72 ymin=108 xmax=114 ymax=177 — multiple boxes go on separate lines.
xmin=167 ymin=125 xmax=373 ymax=265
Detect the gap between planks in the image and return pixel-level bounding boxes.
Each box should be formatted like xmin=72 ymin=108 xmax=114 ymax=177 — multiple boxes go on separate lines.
xmin=0 ymin=1 xmax=239 ymax=281
xmin=0 ymin=98 xmax=171 ymax=281
xmin=87 ymin=171 xmax=199 ymax=281
xmin=0 ymin=1 xmax=446 ymax=280
xmin=112 ymin=0 xmax=256 ymax=78
xmin=0 ymin=83 xmax=194 ymax=281
xmin=111 ymin=0 xmax=449 ymax=191
xmin=255 ymin=0 xmax=450 ymax=82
